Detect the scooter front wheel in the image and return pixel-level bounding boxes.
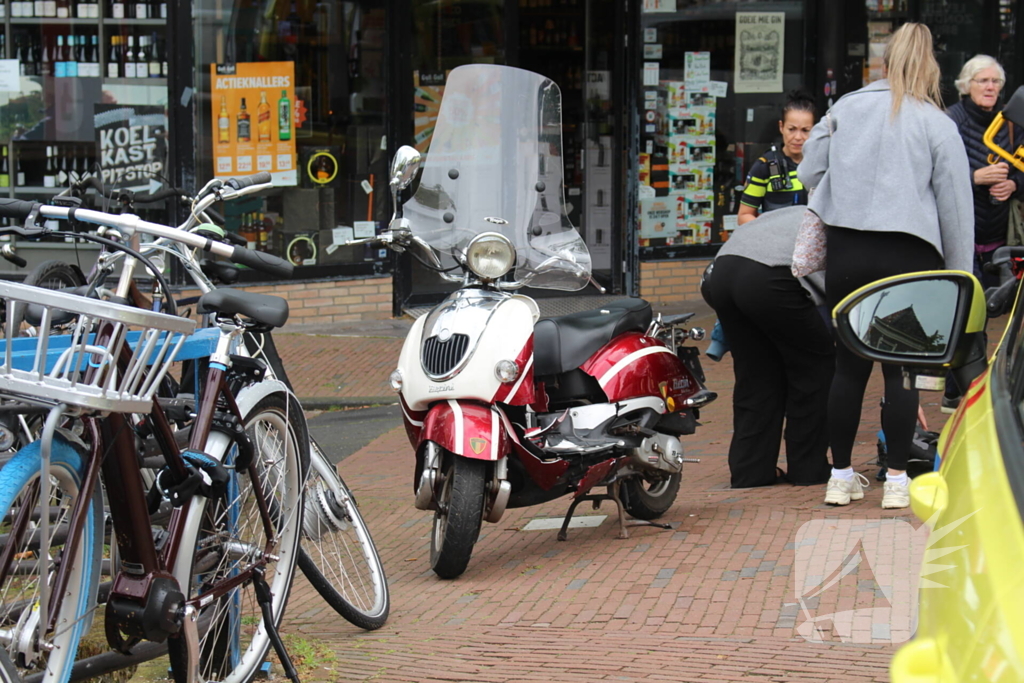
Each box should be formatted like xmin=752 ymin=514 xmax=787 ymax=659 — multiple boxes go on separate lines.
xmin=430 ymin=454 xmax=487 ymax=579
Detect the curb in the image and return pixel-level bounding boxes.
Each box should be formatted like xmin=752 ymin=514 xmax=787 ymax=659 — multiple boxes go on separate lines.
xmin=299 ymin=396 xmax=398 ymax=410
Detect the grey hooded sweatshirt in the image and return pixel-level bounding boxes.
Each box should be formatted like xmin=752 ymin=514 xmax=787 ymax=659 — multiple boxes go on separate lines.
xmin=797 ymin=79 xmax=974 ymax=274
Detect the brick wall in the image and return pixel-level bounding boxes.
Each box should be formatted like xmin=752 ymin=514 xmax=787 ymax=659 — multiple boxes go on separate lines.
xmin=639 ymin=258 xmax=712 ymax=308
xmin=178 ymin=276 xmax=393 ymax=325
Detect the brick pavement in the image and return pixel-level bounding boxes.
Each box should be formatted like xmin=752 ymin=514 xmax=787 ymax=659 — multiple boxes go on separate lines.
xmin=272 ymin=301 xmax=963 ymax=682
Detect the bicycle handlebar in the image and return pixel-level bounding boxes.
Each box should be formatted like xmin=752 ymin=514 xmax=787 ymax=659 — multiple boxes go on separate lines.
xmin=0 ymin=198 xmax=39 ymax=221
xmin=31 ymin=178 xmax=292 ymax=277
xmin=225 ymin=173 xmax=272 ymax=191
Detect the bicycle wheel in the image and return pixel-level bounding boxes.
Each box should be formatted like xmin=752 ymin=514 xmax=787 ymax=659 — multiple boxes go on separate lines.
xmin=297 ymin=437 xmax=389 ymax=630
xmin=0 ymin=435 xmax=103 ymax=683
xmin=169 ymin=393 xmax=306 ymax=683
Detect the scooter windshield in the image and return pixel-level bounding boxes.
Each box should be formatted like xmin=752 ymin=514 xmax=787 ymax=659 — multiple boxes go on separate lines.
xmin=404 ymin=64 xmax=592 ymax=291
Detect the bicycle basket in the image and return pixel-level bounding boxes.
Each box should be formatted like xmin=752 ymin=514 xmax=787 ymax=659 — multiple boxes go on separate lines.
xmin=0 ymin=280 xmax=196 ymax=414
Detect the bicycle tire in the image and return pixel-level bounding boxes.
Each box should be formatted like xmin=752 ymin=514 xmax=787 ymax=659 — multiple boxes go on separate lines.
xmin=0 ymin=435 xmax=103 ymax=683
xmin=296 ymin=437 xmax=390 ymax=630
xmin=168 ymin=393 xmax=307 ymax=683
xmin=244 ymin=331 xmax=391 ymax=630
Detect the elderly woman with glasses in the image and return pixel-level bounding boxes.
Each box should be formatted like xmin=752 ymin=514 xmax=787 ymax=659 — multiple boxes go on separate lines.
xmin=948 ymin=55 xmax=1024 ymax=286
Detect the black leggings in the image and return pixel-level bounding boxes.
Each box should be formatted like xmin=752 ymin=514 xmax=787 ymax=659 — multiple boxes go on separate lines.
xmin=826 ymin=226 xmax=944 ymax=471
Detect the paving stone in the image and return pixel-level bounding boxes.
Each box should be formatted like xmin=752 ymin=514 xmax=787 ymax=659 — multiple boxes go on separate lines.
xmin=567 ymin=579 xmax=587 ymax=590
xmin=721 ymin=571 xmax=739 ymax=581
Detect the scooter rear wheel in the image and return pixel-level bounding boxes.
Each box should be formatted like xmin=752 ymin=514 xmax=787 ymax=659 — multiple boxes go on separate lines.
xmin=621 ymin=472 xmax=681 ymax=520
xmin=430 ymin=454 xmax=487 ymax=579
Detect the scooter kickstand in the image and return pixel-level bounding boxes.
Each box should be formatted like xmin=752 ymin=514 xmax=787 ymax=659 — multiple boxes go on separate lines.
xmin=557 ymin=496 xmax=587 ymax=541
xmin=252 ymin=566 xmax=302 ymax=683
xmin=608 ymin=481 xmax=630 ymax=540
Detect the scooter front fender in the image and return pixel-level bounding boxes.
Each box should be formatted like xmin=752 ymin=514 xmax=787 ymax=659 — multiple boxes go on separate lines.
xmin=420 ymin=400 xmax=512 ymax=461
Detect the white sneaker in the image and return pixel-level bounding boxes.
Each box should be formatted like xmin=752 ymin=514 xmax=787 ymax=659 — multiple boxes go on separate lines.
xmin=882 ymin=480 xmax=911 ymax=509
xmin=824 ymin=473 xmax=870 ymax=505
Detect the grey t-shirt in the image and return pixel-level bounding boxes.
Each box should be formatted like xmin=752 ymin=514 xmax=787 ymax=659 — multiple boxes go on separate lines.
xmin=714 ymin=205 xmax=826 ymax=304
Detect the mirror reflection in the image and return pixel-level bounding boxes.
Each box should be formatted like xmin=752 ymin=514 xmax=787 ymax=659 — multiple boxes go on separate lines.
xmin=847 ymin=280 xmax=959 ymax=356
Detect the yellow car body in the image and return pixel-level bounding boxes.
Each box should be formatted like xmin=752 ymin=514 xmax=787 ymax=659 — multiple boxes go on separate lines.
xmin=890 ymin=303 xmax=1024 ymax=681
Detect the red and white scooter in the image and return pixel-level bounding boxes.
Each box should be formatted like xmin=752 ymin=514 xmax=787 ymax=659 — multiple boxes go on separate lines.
xmin=356 ymin=64 xmax=715 ymax=578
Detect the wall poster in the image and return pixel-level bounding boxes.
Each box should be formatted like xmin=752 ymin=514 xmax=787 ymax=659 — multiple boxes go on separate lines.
xmin=414 ymin=70 xmax=446 ymax=153
xmin=734 ymin=12 xmax=785 ymax=94
xmin=210 ymin=61 xmax=297 ymax=185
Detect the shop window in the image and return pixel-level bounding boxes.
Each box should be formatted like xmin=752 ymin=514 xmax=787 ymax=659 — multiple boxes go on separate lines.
xmin=0 ymin=2 xmax=170 ymax=275
xmin=194 ymin=0 xmax=389 ymax=280
xmin=636 ymin=1 xmax=806 ymax=260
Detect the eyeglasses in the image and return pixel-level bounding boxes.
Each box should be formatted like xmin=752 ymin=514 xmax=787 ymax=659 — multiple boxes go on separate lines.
xmin=972 ymin=78 xmax=1005 ymax=87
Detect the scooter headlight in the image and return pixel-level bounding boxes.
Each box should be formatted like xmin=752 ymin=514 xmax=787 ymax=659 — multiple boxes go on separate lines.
xmin=494 ymin=359 xmax=520 ymax=383
xmin=465 ymin=232 xmax=515 ymax=281
xmin=389 ymin=368 xmax=403 ymax=392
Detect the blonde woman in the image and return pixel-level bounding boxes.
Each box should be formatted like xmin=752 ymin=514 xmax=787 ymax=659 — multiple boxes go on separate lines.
xmin=797 ymin=23 xmax=973 ymax=509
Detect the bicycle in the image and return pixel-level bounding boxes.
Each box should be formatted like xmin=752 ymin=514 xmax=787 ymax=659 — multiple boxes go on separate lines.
xmin=0 ymin=194 xmax=308 ymax=683
xmin=39 ymin=175 xmax=390 ymax=631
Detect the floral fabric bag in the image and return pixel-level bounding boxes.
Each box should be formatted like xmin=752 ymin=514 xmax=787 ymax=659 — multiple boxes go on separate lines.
xmin=791 ymin=112 xmax=833 ymax=278
xmin=791 ymin=208 xmax=827 ymax=277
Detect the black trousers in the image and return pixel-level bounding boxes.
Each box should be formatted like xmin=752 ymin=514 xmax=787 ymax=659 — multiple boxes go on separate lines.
xmin=701 ymin=256 xmax=834 ymax=488
xmin=825 ymin=226 xmax=944 ymax=471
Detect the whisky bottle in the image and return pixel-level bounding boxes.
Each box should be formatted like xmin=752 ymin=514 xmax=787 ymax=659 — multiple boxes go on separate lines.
xmin=217 ymin=96 xmax=230 ymax=144
xmin=257 ymin=91 xmax=271 ymax=142
xmin=237 ymin=97 xmax=251 ymax=143
xmin=278 ymin=90 xmax=291 ymax=141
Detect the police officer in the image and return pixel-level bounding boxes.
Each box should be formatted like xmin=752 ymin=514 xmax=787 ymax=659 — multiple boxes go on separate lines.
xmin=737 ymin=91 xmax=816 ymax=225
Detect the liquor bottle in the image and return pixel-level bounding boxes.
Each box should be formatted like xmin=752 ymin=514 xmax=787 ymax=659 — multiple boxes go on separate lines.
xmin=15 ymin=150 xmax=24 ymax=186
xmin=136 ymin=35 xmax=148 ymax=74
xmin=56 ymin=0 xmax=68 ymax=17
xmin=158 ymin=0 xmax=165 ymax=17
xmin=160 ymin=37 xmax=168 ymax=76
xmin=110 ymin=0 xmax=123 ymax=18
xmin=218 ymin=96 xmax=230 ymax=144
xmin=55 ymin=35 xmax=67 ymax=78
xmin=257 ymin=91 xmax=271 ymax=142
xmin=57 ymin=147 xmax=68 ymax=186
xmin=107 ymin=36 xmax=121 ymax=78
xmin=66 ymin=36 xmax=78 ymax=78
xmin=43 ymin=146 xmax=55 ymax=188
xmin=34 ymin=0 xmax=44 ymax=18
xmin=278 ymin=90 xmax=291 ymax=141
xmin=0 ymin=147 xmax=9 ymax=189
xmin=148 ymin=34 xmax=160 ymax=77
xmin=124 ymin=35 xmax=136 ymax=78
xmin=43 ymin=0 xmax=55 ymax=17
xmin=40 ymin=35 xmax=52 ymax=77
xmin=237 ymin=97 xmax=251 ymax=143
xmin=85 ymin=34 xmax=99 ymax=77
xmin=134 ymin=0 xmax=146 ymax=18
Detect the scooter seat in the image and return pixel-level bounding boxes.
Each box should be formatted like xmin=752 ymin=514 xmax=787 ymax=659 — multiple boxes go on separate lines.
xmin=534 ymin=298 xmax=652 ymax=376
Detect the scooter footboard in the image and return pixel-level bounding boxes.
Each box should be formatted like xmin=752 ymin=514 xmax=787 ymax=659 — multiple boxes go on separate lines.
xmin=420 ymin=400 xmax=512 ymax=461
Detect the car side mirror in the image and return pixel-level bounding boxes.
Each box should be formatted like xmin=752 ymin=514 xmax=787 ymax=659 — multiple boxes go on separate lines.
xmin=832 ymin=271 xmax=987 ymax=391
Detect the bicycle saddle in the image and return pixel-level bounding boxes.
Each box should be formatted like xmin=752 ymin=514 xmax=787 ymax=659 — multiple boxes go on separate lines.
xmin=198 ymin=289 xmax=289 ymax=329
xmin=23 ymin=286 xmax=100 ymax=327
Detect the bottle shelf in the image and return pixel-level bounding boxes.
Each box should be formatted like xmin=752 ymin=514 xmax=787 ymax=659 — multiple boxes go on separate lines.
xmin=103 ymin=77 xmax=166 ymax=85
xmin=108 ymin=17 xmax=165 ymax=25
xmin=8 ymin=186 xmax=62 ymax=194
xmin=10 ymin=17 xmax=99 ymax=24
